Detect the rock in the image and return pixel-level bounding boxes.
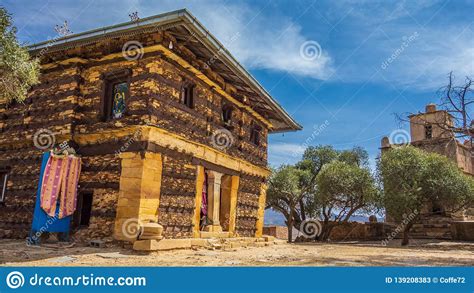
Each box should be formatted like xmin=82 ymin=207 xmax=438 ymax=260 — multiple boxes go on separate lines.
xmin=140 ymin=223 xmax=164 ymax=236
xmin=96 ymin=252 xmax=130 ymax=259
xmin=89 ymin=239 xmax=106 ymax=248
xmin=154 ymin=239 xmax=192 ymax=251
xmin=262 ymin=235 xmax=275 ymax=242
xmin=133 ymin=239 xmax=160 ymax=251
xmin=48 ymin=256 xmax=76 ymax=263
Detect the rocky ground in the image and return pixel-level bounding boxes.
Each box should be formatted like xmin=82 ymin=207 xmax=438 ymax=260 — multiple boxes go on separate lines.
xmin=1 ymin=239 xmax=473 ymax=266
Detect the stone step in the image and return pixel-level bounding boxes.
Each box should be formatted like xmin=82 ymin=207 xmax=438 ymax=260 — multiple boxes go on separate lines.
xmin=200 ymin=231 xmax=231 ymax=238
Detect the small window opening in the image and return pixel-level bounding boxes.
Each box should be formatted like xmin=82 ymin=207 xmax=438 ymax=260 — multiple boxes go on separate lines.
xmin=250 ymin=123 xmax=262 ymax=146
xmin=181 ymin=82 xmax=195 ymax=108
xmin=222 ymin=105 xmax=233 ymax=126
xmin=0 ymin=169 xmax=9 ymax=204
xmin=425 ymin=124 xmax=433 ymax=139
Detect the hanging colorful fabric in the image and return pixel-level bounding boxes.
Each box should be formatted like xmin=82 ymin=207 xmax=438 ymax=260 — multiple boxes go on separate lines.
xmin=59 ymin=156 xmax=81 ymax=218
xmin=40 ymin=154 xmax=82 ymax=219
xmin=40 ymin=155 xmax=66 ymax=217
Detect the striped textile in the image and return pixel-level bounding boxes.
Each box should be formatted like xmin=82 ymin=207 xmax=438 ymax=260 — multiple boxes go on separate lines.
xmin=40 ymin=154 xmax=81 ymax=219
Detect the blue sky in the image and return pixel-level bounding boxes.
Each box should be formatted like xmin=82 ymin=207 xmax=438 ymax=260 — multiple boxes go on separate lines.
xmin=4 ymin=0 xmax=474 ymax=169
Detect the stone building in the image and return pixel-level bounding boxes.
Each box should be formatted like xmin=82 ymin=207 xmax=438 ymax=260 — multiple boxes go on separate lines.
xmin=0 ymin=9 xmax=301 ymax=243
xmin=381 ymin=104 xmax=473 ymax=238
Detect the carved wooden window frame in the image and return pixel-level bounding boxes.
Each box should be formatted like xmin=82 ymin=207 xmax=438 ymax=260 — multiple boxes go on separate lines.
xmin=0 ymin=168 xmax=10 ymax=204
xmin=250 ymin=122 xmax=262 ymax=146
xmin=180 ymin=81 xmax=195 ymax=109
xmin=221 ymin=104 xmax=233 ymax=128
xmin=100 ymin=69 xmax=132 ymax=121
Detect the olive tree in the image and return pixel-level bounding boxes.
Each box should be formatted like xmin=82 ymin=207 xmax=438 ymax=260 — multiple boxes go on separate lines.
xmin=316 ymin=161 xmax=379 ymax=240
xmin=379 ymin=146 xmax=474 ymax=245
xmin=266 ymin=145 xmax=376 ymax=241
xmin=266 ymin=165 xmax=311 ymax=242
xmin=0 ymin=7 xmax=39 ymax=103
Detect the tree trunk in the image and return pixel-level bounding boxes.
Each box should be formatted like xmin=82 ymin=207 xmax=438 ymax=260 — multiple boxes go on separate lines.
xmin=401 ymin=222 xmax=413 ymax=246
xmin=287 ymin=213 xmax=293 ymax=243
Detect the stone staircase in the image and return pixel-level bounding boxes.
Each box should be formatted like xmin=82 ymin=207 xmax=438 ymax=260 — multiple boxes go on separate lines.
xmin=410 ymin=216 xmax=452 ymax=239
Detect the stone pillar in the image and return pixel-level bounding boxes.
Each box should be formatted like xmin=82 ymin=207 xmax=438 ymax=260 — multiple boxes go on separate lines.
xmin=255 ymin=182 xmax=268 ymax=238
xmin=192 ymin=166 xmax=205 ymax=238
xmin=228 ymin=175 xmax=240 ymax=236
xmin=205 ymin=170 xmax=223 ymax=232
xmin=114 ymin=152 xmax=162 ymax=242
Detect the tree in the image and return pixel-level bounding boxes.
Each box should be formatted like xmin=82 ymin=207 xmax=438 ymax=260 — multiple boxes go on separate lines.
xmin=379 ymin=146 xmax=474 ymax=245
xmin=266 ymin=165 xmax=311 ymax=242
xmin=398 ymin=72 xmax=473 ymax=146
xmin=316 ymin=161 xmax=378 ymax=240
xmin=0 ymin=6 xmax=40 ymax=103
xmin=266 ymin=145 xmax=375 ymax=241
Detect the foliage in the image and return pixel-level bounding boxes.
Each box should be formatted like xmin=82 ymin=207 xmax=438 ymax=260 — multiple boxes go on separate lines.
xmin=379 ymin=146 xmax=474 ymax=245
xmin=0 ymin=7 xmax=40 ymax=103
xmin=316 ymin=161 xmax=379 ymax=239
xmin=266 ymin=145 xmax=376 ymax=241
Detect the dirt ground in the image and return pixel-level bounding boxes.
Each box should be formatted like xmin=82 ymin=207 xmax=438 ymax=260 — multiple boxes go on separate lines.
xmin=1 ymin=239 xmax=473 ymax=266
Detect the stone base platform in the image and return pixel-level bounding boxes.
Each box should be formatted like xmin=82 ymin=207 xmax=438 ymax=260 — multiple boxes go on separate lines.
xmin=133 ymin=235 xmax=277 ymax=251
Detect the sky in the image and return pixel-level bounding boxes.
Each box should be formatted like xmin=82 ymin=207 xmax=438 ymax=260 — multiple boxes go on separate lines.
xmin=3 ymin=0 xmax=473 ymax=169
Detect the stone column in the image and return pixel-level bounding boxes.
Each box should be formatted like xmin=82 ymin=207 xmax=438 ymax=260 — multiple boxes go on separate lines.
xmin=255 ymin=182 xmax=268 ymax=238
xmin=114 ymin=152 xmax=162 ymax=242
xmin=205 ymin=170 xmax=223 ymax=232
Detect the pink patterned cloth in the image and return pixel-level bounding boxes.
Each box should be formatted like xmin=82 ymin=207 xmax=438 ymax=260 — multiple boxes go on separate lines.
xmin=40 ymin=154 xmax=81 ymax=219
xmin=201 ymin=173 xmax=207 ymax=216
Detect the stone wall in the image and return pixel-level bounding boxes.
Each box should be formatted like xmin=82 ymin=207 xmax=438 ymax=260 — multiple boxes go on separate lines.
xmin=263 ymin=226 xmax=288 ymax=240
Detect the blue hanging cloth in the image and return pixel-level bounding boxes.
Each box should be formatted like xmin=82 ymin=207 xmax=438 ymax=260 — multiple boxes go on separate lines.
xmin=29 ymin=152 xmax=71 ymax=243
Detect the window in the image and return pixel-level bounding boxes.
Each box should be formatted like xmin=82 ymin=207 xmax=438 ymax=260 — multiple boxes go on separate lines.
xmin=221 ymin=104 xmax=233 ymax=126
xmin=250 ymin=123 xmax=262 ymax=146
xmin=0 ymin=170 xmax=9 ymax=204
xmin=425 ymin=124 xmax=433 ymax=139
xmin=101 ymin=69 xmax=131 ymax=121
xmin=180 ymin=82 xmax=195 ymax=108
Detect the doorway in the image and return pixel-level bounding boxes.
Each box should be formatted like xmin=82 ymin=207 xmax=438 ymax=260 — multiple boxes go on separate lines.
xmin=74 ymin=192 xmax=93 ymax=228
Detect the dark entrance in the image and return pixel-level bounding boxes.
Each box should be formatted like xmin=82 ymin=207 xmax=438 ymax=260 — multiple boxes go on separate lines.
xmin=74 ymin=192 xmax=93 ymax=228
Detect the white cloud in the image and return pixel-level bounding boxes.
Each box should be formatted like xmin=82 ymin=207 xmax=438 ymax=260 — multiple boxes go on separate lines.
xmin=268 ymin=142 xmax=305 ymax=167
xmin=13 ymin=0 xmax=334 ymax=80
